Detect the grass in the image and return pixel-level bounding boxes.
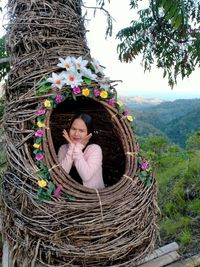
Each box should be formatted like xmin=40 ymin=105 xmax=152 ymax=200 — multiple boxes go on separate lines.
xmin=156 ymin=150 xmax=200 ymax=255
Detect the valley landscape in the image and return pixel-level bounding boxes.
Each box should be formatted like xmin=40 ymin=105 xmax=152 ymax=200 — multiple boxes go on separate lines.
xmin=120 ymin=96 xmax=200 ymax=148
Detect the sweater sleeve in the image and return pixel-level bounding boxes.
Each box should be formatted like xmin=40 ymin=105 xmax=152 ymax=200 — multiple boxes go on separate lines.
xmin=73 ymin=143 xmax=102 ymax=182
xmin=58 ymin=143 xmax=75 ymax=173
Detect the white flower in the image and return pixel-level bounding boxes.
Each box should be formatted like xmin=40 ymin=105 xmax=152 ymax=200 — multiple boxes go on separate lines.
xmin=91 ymin=58 xmax=104 ymax=74
xmin=57 ymin=57 xmax=75 ymax=72
xmin=73 ymin=56 xmax=88 ymax=70
xmin=98 ymin=76 xmax=111 ymax=90
xmin=47 ymin=72 xmax=65 ymax=89
xmin=62 ymin=70 xmax=83 ymax=88
xmin=81 ymin=67 xmax=97 ymax=81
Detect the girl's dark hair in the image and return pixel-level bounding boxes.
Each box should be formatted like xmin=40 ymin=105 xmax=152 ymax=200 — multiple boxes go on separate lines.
xmin=70 ymin=113 xmax=94 ymax=135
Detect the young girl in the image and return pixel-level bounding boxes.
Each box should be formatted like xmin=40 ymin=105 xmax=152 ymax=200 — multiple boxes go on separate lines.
xmin=58 ymin=113 xmax=105 ymax=189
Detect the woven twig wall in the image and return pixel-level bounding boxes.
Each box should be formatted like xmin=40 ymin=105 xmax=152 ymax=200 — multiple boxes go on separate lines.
xmin=6 ymin=0 xmax=90 ymax=100
xmin=2 ymin=0 xmax=159 ymax=266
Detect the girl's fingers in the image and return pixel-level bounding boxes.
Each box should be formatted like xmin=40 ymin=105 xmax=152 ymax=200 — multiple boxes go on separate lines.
xmin=81 ymin=133 xmax=92 ymax=145
xmin=62 ymin=129 xmax=72 ymax=143
xmin=84 ymin=133 xmax=92 ymax=141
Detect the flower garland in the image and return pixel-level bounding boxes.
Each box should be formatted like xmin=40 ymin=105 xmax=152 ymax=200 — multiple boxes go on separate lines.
xmin=33 ymin=56 xmax=151 ymax=200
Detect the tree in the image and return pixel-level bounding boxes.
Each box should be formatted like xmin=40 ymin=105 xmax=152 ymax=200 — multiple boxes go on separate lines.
xmin=186 ymin=130 xmax=200 ymax=150
xmin=117 ymin=0 xmax=200 ymax=87
xmin=139 ymin=136 xmax=170 ymax=161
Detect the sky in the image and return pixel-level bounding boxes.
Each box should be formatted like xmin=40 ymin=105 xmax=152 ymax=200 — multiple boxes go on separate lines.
xmin=0 ymin=0 xmax=199 ymax=100
xmin=84 ymin=0 xmax=200 ymax=100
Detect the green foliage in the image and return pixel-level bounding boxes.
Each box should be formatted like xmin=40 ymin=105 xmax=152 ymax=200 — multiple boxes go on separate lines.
xmin=160 ymin=218 xmax=178 ymax=237
xmin=160 ymin=215 xmax=191 ymax=240
xmin=186 ymin=130 xmax=200 ymax=150
xmin=165 ymin=107 xmax=200 ymax=147
xmin=164 ymin=201 xmax=178 ymax=216
xmin=0 ymin=36 xmax=10 ymax=82
xmin=179 ymin=230 xmax=192 ymax=246
xmin=189 ymin=199 xmax=200 ymax=216
xmin=0 ymin=96 xmax=5 ymax=120
xmin=140 ymin=136 xmax=200 ymax=252
xmin=117 ymin=0 xmax=200 ymax=87
xmin=128 ymin=99 xmax=200 ymax=148
xmin=158 ymin=0 xmax=185 ymax=30
xmin=139 ymin=136 xmax=169 ymax=160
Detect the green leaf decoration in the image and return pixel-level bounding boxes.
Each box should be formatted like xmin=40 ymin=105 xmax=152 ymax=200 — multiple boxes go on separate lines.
xmin=33 ymin=149 xmax=40 ymax=154
xmin=35 ymin=137 xmax=42 ymax=143
xmin=141 ymin=170 xmax=148 ymax=177
xmin=37 ymin=187 xmax=43 ymax=194
xmin=35 ymin=80 xmax=49 ymax=87
xmin=72 ymin=94 xmax=77 ymax=101
xmin=84 ymin=77 xmax=92 ymax=85
xmin=172 ymin=14 xmax=183 ymax=30
xmin=46 ymin=182 xmax=55 ymax=196
xmin=36 ymin=84 xmax=52 ymax=95
xmin=65 ymin=193 xmax=76 ymax=202
xmin=38 ymin=191 xmax=52 ymax=201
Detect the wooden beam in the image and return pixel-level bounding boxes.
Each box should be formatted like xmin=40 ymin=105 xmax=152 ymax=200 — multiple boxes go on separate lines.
xmin=138 ymin=242 xmax=179 ymax=265
xmin=138 ymin=251 xmax=180 ymax=267
xmin=166 ymin=254 xmax=200 ymax=267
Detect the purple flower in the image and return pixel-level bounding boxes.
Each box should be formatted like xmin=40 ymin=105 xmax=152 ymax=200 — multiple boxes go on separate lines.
xmin=55 ymin=94 xmax=63 ymax=103
xmin=53 ymin=185 xmax=62 ymax=198
xmin=35 ymin=129 xmax=44 ymax=138
xmin=35 ymin=153 xmax=43 ymax=161
xmin=108 ymin=98 xmax=115 ymax=106
xmin=141 ymin=161 xmax=149 ymax=170
xmin=36 ymin=109 xmax=46 ymax=116
xmin=73 ymin=86 xmax=81 ymax=94
xmin=124 ymin=110 xmax=129 ymax=116
xmin=94 ymin=89 xmax=100 ymax=97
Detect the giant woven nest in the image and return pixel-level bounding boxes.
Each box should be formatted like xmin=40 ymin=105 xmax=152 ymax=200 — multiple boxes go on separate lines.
xmin=2 ymin=0 xmax=159 ymax=266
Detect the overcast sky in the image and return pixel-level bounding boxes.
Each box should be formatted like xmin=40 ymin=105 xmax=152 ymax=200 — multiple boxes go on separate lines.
xmin=1 ymin=0 xmax=199 ymax=100
xmin=84 ymin=0 xmax=200 ymax=100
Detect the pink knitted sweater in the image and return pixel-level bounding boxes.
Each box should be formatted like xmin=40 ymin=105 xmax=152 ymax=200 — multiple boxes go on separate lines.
xmin=58 ymin=143 xmax=105 ymax=189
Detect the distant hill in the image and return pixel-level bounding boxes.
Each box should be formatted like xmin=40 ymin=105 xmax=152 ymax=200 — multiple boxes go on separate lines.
xmin=123 ymin=97 xmax=200 ymax=147
xmin=119 ymin=95 xmax=165 ymax=110
xmin=165 ymin=105 xmax=200 ymax=147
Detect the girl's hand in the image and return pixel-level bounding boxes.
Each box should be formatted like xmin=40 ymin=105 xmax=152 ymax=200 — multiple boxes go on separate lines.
xmin=62 ymin=129 xmax=72 ymax=144
xmin=80 ymin=133 xmax=92 ymax=146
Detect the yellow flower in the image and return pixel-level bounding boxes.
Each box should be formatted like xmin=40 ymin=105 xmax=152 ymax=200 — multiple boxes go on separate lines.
xmin=127 ymin=115 xmax=134 ymax=122
xmin=44 ymin=99 xmax=52 ymax=108
xmin=33 ymin=143 xmax=40 ymax=149
xmin=117 ymin=100 xmax=123 ymax=106
xmin=82 ymin=88 xmax=90 ymax=97
xmin=37 ymin=121 xmax=45 ymax=128
xmin=38 ymin=179 xmax=47 ymax=188
xmin=100 ymin=90 xmax=108 ymax=99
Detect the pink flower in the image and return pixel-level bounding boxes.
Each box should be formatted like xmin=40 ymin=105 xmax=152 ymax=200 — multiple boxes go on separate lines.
xmin=124 ymin=110 xmax=129 ymax=116
xmin=108 ymin=98 xmax=115 ymax=106
xmin=35 ymin=129 xmax=44 ymax=138
xmin=94 ymin=89 xmax=100 ymax=97
xmin=55 ymin=95 xmax=62 ymax=103
xmin=73 ymin=86 xmax=81 ymax=94
xmin=35 ymin=153 xmax=43 ymax=161
xmin=36 ymin=109 xmax=46 ymax=116
xmin=53 ymin=185 xmax=62 ymax=198
xmin=141 ymin=161 xmax=149 ymax=170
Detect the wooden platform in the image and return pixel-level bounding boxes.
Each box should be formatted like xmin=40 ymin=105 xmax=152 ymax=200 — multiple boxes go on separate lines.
xmin=2 ymin=241 xmax=200 ymax=266
xmin=137 ymin=242 xmax=200 ymax=267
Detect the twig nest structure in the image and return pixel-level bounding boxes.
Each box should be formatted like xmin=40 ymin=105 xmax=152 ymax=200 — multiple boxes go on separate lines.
xmin=2 ymin=56 xmax=159 ymax=266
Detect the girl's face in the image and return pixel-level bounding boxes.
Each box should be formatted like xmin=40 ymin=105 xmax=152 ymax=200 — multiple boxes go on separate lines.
xmin=69 ymin=118 xmax=88 ymax=144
